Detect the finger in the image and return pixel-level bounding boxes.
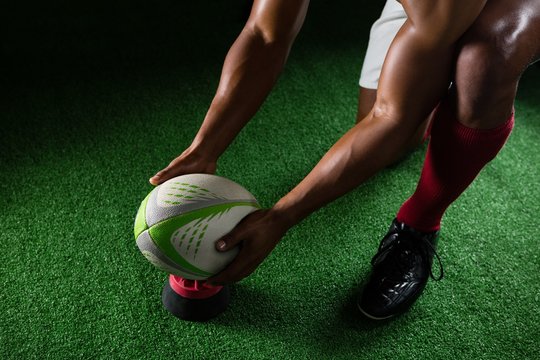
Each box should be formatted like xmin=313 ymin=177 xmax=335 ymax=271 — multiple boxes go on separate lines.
xmin=208 ymin=261 xmax=244 ymax=285
xmin=149 ymin=170 xmax=171 ymax=186
xmin=209 ymin=263 xmax=254 ymax=285
xmin=214 ymin=210 xmax=264 ymax=251
xmin=149 ymin=159 xmax=182 ymax=185
xmin=149 ymin=171 xmax=165 ymax=185
xmin=215 ymin=229 xmax=246 ymax=253
xmin=208 ymin=249 xmax=257 ymax=284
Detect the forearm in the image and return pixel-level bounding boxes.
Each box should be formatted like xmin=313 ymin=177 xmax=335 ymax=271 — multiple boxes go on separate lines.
xmin=272 ymin=111 xmax=410 ymax=227
xmin=190 ymin=29 xmax=292 ymax=160
xmin=190 ymin=0 xmax=310 ymax=161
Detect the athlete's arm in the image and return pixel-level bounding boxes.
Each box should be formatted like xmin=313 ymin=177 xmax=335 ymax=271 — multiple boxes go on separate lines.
xmin=210 ymin=0 xmax=488 ymax=284
xmin=150 ymin=0 xmax=309 ymax=185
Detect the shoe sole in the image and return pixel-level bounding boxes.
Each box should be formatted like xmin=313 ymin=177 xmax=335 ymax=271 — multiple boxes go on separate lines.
xmin=356 ymin=301 xmax=395 ymax=321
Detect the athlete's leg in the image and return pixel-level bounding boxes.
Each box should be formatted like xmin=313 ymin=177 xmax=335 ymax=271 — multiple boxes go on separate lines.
xmin=357 ymin=0 xmax=405 ymax=122
xmin=356 ymin=0 xmax=432 ymax=152
xmin=358 ymin=87 xmax=433 ymax=155
xmin=360 ymin=0 xmax=540 ymax=319
xmin=357 ymin=87 xmax=378 ymax=122
xmin=397 ymin=0 xmax=540 ymax=231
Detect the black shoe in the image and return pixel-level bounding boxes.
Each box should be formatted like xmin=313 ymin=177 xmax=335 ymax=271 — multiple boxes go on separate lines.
xmin=161 ymin=276 xmax=230 ymax=322
xmin=358 ymin=219 xmax=443 ymax=320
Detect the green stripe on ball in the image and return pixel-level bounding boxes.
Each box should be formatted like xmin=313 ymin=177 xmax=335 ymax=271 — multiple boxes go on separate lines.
xmin=134 ymin=191 xmax=152 ymax=239
xmin=148 ymin=201 xmax=258 ymax=277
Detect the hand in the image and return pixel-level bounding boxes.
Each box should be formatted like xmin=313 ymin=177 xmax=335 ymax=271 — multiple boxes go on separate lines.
xmin=149 ymin=146 xmax=217 ymax=185
xmin=208 ymin=209 xmax=291 ymax=285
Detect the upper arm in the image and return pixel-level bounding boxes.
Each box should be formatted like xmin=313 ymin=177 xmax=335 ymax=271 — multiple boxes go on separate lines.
xmin=245 ymin=0 xmax=310 ymax=45
xmin=400 ymin=0 xmax=487 ymax=45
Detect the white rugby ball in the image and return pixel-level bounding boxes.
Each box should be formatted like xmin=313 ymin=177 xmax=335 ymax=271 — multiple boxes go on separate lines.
xmin=134 ymin=174 xmax=260 ymax=280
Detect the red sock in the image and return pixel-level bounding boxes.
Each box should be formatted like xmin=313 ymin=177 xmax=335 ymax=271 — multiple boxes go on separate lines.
xmin=397 ymin=104 xmax=514 ymax=232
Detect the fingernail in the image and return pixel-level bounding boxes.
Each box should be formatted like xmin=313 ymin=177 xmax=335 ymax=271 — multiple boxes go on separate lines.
xmin=217 ymin=240 xmax=226 ymax=251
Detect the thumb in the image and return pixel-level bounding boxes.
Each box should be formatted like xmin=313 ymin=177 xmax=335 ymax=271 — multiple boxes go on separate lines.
xmin=149 ymin=163 xmax=180 ymax=186
xmin=215 ymin=229 xmax=244 ymax=252
xmin=149 ymin=171 xmax=166 ymax=185
xmin=149 ymin=168 xmax=168 ymax=185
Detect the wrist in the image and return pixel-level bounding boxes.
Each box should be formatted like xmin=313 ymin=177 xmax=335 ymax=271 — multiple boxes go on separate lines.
xmin=186 ymin=137 xmax=220 ymax=164
xmin=269 ymin=199 xmax=302 ymax=230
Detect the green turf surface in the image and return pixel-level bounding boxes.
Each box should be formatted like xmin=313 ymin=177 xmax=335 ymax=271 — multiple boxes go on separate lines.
xmin=2 ymin=1 xmax=539 ymax=359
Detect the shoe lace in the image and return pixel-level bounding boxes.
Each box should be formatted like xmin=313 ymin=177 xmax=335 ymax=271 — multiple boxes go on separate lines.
xmin=372 ymin=233 xmax=444 ymax=281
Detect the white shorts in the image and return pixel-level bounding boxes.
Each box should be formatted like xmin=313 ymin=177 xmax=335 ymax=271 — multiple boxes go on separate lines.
xmin=359 ymin=0 xmax=407 ymax=89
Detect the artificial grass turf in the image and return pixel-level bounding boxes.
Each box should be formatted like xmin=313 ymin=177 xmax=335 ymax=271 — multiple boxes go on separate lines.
xmin=1 ymin=1 xmax=539 ymax=359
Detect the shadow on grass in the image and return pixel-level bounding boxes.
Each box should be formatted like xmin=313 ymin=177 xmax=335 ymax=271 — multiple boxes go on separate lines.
xmin=310 ymin=276 xmax=427 ymax=358
xmin=209 ymin=273 xmax=423 ymax=357
xmin=211 ymin=283 xmax=292 ymax=329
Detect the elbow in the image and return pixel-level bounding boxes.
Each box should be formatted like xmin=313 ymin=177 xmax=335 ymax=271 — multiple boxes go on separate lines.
xmin=245 ymin=21 xmax=297 ymax=49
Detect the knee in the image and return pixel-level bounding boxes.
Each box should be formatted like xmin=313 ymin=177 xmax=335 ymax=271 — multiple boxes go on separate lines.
xmin=370 ymin=101 xmax=419 ymax=138
xmin=453 ymin=20 xmax=522 ymax=128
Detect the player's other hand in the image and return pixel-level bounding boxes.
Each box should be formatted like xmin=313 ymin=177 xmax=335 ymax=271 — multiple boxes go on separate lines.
xmin=149 ymin=146 xmax=217 ymax=185
xmin=208 ymin=209 xmax=291 ymax=285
